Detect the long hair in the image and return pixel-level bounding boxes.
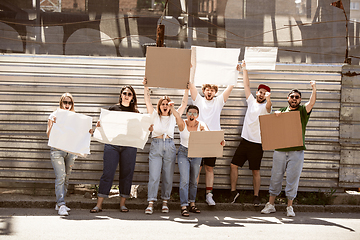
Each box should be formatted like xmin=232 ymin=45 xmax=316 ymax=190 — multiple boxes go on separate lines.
xmin=119 ymin=85 xmax=138 ymax=112
xmin=157 ymin=96 xmax=172 ymax=116
xmin=59 ymin=92 xmax=75 ymax=112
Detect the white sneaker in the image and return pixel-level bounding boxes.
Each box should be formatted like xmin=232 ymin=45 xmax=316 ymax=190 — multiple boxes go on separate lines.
xmin=261 ymin=202 xmax=276 ymax=214
xmin=55 ymin=204 xmax=71 ymax=212
xmin=206 ymin=193 xmax=216 ymax=206
xmin=286 ymin=206 xmax=295 ymax=217
xmin=58 ymin=205 xmax=69 ymax=216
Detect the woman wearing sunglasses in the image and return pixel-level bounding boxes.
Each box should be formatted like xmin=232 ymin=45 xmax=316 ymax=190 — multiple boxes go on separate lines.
xmin=46 ymin=92 xmax=93 ymax=216
xmin=90 ymin=85 xmax=139 ymax=213
xmin=142 ymin=78 xmax=189 ymax=214
xmin=168 ymin=103 xmax=211 ymax=217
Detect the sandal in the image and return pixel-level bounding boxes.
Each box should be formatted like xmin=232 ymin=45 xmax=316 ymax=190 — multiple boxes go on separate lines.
xmin=90 ymin=206 xmax=102 ymax=213
xmin=120 ymin=205 xmax=129 ymax=212
xmin=181 ymin=208 xmax=189 ymax=217
xmin=189 ymin=205 xmax=201 ymax=213
xmin=162 ymin=200 xmax=169 ymax=213
xmin=145 ymin=206 xmax=153 ymax=215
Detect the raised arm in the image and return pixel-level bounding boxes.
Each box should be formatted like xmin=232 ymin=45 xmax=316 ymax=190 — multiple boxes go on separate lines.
xmin=241 ymin=60 xmax=251 ymax=100
xmin=143 ymin=77 xmax=154 ymax=114
xmin=305 ymin=80 xmax=316 ymax=113
xmin=265 ymin=92 xmax=272 ymax=113
xmin=176 ymin=87 xmax=189 ymax=116
xmin=189 ymin=82 xmax=198 ymax=101
xmin=169 ymin=101 xmax=185 ymax=131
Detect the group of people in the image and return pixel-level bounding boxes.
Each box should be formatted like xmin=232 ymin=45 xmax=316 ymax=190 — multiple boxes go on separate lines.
xmin=46 ymin=61 xmax=317 ymax=218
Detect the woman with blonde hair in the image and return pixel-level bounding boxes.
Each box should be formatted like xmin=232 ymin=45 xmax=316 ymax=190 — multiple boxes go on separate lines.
xmin=143 ymin=78 xmax=189 ymax=214
xmin=46 ymin=92 xmax=93 ymax=216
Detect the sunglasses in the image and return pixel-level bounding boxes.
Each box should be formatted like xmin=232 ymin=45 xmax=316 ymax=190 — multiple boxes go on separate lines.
xmin=62 ymin=101 xmax=73 ymax=105
xmin=122 ymin=92 xmax=133 ymax=97
xmin=187 ymin=112 xmax=198 ymax=117
xmin=290 ymin=95 xmax=300 ymax=99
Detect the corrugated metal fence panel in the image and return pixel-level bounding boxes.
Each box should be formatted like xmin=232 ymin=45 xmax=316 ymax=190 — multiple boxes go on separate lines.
xmin=0 ymin=54 xmax=343 ymax=191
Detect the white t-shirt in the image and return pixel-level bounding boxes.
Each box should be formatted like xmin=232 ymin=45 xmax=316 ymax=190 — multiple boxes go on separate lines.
xmin=193 ymin=92 xmax=225 ymax=131
xmin=180 ymin=120 xmax=208 ymax=148
xmin=151 ymin=110 xmax=176 ymax=139
xmin=241 ymin=94 xmax=271 ymax=144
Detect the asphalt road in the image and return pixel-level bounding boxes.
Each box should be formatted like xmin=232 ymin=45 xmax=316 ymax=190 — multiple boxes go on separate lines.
xmin=1 ymin=208 xmax=360 ymax=240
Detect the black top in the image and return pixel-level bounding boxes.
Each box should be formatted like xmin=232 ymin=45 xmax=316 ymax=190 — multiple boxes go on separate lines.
xmin=109 ymin=104 xmax=139 ymax=113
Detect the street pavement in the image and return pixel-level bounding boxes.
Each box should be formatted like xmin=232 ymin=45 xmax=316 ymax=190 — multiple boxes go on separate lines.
xmin=1 ymin=207 xmax=360 ymax=240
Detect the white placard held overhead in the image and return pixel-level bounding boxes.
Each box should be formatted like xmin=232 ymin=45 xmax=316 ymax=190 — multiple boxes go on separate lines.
xmin=48 ymin=109 xmax=93 ymax=157
xmin=190 ymin=46 xmax=240 ymax=86
xmin=92 ymin=109 xmax=153 ymax=149
xmin=244 ymin=47 xmax=278 ymax=70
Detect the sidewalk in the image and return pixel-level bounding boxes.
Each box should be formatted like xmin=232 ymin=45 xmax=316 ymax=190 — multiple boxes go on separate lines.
xmin=1 ymin=192 xmax=360 ymax=213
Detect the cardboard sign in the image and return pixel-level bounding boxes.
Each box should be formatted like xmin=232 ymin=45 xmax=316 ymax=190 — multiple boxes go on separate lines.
xmin=48 ymin=109 xmax=92 ymax=157
xmin=190 ymin=46 xmax=240 ymax=86
xmin=259 ymin=111 xmax=303 ymax=150
xmin=145 ymin=46 xmax=191 ymax=89
xmin=92 ymin=109 xmax=153 ymax=149
xmin=244 ymin=47 xmax=278 ymax=70
xmin=188 ymin=131 xmax=224 ymax=158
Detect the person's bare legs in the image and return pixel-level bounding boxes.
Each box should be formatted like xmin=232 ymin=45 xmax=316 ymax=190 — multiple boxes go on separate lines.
xmin=252 ymin=170 xmax=260 ymax=196
xmin=230 ymin=164 xmax=239 ymax=191
xmin=95 ymin=196 xmax=104 ymax=209
xmin=205 ymin=165 xmax=214 ymax=194
xmin=120 ymin=196 xmax=126 ymax=208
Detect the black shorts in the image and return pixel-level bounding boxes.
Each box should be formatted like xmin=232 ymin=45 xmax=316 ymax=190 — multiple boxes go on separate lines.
xmin=201 ymin=157 xmax=216 ymax=167
xmin=231 ymin=139 xmax=264 ymax=170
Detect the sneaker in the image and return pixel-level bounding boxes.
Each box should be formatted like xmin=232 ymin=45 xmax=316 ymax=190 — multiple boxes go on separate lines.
xmin=253 ymin=196 xmax=261 ymax=207
xmin=286 ymin=206 xmax=295 ymax=217
xmin=206 ymin=192 xmax=216 ymax=206
xmin=58 ymin=205 xmax=69 ymax=216
xmin=55 ymin=204 xmax=71 ymax=212
xmin=230 ymin=190 xmax=240 ymax=204
xmin=261 ymin=202 xmax=276 ymax=214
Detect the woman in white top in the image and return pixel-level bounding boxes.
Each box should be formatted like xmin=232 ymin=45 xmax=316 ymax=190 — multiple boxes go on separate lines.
xmin=46 ymin=92 xmax=93 ymax=216
xmin=143 ymin=78 xmax=189 ymax=214
xmin=169 ymin=103 xmax=219 ymax=217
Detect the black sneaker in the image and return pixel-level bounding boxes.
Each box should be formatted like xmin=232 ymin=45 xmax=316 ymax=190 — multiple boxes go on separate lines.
xmin=253 ymin=195 xmax=261 ymax=207
xmin=230 ymin=190 xmax=240 ymax=203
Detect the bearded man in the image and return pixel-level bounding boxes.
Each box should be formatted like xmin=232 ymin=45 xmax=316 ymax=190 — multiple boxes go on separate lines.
xmin=230 ymin=61 xmax=272 ymax=206
xmin=261 ymin=81 xmax=317 ymax=217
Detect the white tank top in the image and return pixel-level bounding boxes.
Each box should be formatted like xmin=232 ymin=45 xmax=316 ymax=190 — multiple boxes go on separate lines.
xmin=179 ymin=120 xmax=208 ymax=148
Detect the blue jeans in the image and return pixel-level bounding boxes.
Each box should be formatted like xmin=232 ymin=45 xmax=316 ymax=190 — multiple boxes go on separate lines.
xmin=98 ymin=144 xmax=137 ymax=198
xmin=147 ymin=138 xmax=176 ymax=202
xmin=50 ymin=148 xmax=77 ymax=206
xmin=269 ymin=150 xmax=304 ymax=200
xmin=177 ymin=145 xmax=202 ymax=207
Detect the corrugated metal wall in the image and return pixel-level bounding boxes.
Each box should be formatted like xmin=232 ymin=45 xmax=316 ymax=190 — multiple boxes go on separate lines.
xmin=0 ymin=54 xmax=345 ymax=192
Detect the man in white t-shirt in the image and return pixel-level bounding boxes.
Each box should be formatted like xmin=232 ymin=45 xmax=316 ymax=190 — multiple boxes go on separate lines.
xmin=230 ymin=61 xmax=272 ymax=206
xmin=189 ymin=64 xmax=240 ymax=206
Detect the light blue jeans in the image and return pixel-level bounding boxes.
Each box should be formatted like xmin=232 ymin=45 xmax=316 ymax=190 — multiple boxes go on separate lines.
xmin=147 ymin=138 xmax=176 ymax=202
xmin=269 ymin=150 xmax=304 ymax=200
xmin=177 ymin=145 xmax=202 ymax=207
xmin=50 ymin=148 xmax=77 ymax=206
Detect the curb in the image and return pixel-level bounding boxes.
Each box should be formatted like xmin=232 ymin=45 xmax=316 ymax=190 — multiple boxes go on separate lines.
xmin=1 ymin=198 xmax=360 ymax=213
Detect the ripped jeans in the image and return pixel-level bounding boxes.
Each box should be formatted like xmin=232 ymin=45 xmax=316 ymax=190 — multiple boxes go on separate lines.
xmin=50 ymin=148 xmax=77 ymax=207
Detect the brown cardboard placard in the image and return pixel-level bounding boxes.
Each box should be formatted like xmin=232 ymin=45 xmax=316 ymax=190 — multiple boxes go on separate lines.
xmin=145 ymin=46 xmax=191 ymax=89
xmin=188 ymin=131 xmax=224 ymax=158
xmin=259 ymin=111 xmax=303 ymax=151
